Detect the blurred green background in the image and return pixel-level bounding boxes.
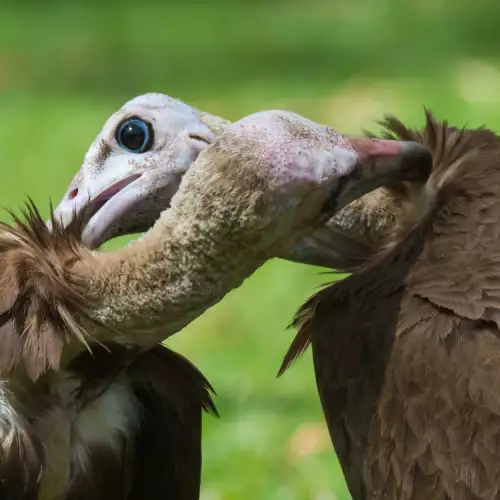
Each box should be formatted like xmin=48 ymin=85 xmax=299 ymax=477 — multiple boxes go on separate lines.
xmin=1 ymin=0 xmax=500 ymax=498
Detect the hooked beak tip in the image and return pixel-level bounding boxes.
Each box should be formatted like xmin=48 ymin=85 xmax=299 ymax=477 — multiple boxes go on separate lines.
xmin=326 ymin=138 xmax=433 ymax=214
xmin=348 ymin=136 xmax=433 ymax=184
xmin=398 ymin=141 xmax=433 ymax=183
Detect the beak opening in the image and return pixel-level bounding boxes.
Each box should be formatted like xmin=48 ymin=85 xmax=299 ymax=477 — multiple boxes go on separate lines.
xmin=327 ymin=137 xmax=432 ymax=212
xmin=48 ymin=173 xmax=144 ymax=248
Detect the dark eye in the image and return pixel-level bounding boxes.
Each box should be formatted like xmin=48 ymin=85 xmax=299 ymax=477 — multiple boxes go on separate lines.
xmin=116 ymin=118 xmax=154 ymax=153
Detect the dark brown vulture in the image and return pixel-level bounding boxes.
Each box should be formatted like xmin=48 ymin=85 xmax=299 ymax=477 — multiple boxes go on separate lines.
xmin=0 ymin=110 xmax=430 ymax=498
xmin=281 ymin=112 xmax=500 ymax=499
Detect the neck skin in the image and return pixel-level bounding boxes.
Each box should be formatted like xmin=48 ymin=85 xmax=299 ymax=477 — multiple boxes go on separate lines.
xmin=65 ymin=112 xmax=414 ymax=351
xmin=73 ymin=175 xmax=271 ymax=349
xmin=73 ymin=176 xmax=405 ymax=353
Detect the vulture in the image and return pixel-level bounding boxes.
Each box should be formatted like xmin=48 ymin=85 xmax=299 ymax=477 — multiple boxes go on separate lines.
xmin=0 ymin=110 xmax=431 ymax=498
xmin=0 ymin=207 xmax=219 ymax=497
xmin=280 ymin=112 xmax=500 ymax=499
xmin=50 ymin=93 xmax=401 ymax=271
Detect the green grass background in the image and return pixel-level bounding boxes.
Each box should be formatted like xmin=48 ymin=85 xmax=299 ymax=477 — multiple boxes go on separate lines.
xmin=1 ymin=1 xmax=500 ymax=498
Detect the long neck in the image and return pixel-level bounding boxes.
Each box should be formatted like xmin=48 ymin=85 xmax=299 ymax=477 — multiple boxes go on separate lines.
xmin=74 ymin=185 xmax=264 ymax=347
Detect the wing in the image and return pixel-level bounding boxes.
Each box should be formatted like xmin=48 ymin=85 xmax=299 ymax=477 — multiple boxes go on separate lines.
xmin=408 ymin=229 xmax=500 ymax=331
xmin=282 ymin=228 xmax=500 ymax=498
xmin=125 ymin=345 xmax=218 ymax=500
xmin=288 ymin=264 xmax=500 ymax=498
xmin=279 ymin=222 xmax=432 ymax=497
xmin=65 ymin=343 xmax=217 ymax=500
xmin=366 ymin=294 xmax=500 ymax=499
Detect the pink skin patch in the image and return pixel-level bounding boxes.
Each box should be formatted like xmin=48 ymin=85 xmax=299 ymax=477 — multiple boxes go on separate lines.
xmin=347 ymin=137 xmax=404 ymax=160
xmin=228 ymin=111 xmax=359 ymax=188
xmin=68 ymin=188 xmax=79 ymax=200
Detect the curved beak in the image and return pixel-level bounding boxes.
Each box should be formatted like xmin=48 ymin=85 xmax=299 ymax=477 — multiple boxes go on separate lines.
xmin=48 ymin=170 xmax=149 ymax=248
xmin=327 ymin=137 xmax=432 ymax=213
xmin=81 ymin=172 xmax=180 ymax=249
xmin=48 ymin=173 xmax=140 ymax=225
xmin=47 ymin=126 xmax=215 ymax=248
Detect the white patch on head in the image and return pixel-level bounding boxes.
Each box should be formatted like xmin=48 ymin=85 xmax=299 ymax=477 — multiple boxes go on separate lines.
xmin=52 ymin=92 xmax=217 ymax=246
xmin=84 ymin=93 xmax=209 ymax=182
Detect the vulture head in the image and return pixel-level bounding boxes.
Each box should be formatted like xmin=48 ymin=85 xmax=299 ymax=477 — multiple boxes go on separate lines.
xmin=49 ymin=94 xmax=425 ymax=270
xmin=49 ymin=93 xmax=229 ymax=248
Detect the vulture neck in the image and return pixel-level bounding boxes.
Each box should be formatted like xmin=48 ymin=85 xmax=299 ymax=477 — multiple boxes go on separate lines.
xmin=76 ymin=187 xmax=267 ymax=347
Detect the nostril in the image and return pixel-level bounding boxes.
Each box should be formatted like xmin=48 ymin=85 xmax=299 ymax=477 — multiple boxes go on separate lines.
xmin=188 ymin=133 xmax=212 ymax=146
xmin=68 ymin=188 xmax=79 ymax=200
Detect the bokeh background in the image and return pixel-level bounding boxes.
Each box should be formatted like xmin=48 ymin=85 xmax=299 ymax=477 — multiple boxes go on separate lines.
xmin=1 ymin=0 xmax=499 ymax=498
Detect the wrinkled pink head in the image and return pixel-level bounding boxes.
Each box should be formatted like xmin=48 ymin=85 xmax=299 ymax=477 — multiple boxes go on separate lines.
xmin=212 ymin=110 xmax=431 ymax=229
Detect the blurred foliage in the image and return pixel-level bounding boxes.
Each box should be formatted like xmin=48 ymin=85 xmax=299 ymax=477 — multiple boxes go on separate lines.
xmin=2 ymin=0 xmax=500 ymax=102
xmin=1 ymin=0 xmax=500 ymax=498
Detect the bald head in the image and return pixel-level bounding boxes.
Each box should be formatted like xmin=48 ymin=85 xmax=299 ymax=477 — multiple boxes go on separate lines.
xmin=50 ymin=93 xmax=224 ymax=248
xmin=170 ymin=110 xmax=432 ymax=257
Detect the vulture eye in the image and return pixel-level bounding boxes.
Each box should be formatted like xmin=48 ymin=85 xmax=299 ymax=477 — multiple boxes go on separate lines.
xmin=116 ymin=118 xmax=154 ymax=154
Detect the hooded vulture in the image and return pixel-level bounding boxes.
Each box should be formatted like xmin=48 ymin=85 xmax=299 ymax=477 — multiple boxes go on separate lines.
xmin=281 ymin=112 xmax=500 ymax=499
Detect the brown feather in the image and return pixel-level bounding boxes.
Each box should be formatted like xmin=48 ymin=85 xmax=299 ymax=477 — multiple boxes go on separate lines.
xmin=0 ymin=200 xmax=217 ymax=498
xmin=0 ymin=200 xmax=104 ymax=380
xmin=282 ymin=113 xmax=500 ymax=498
xmin=65 ymin=343 xmax=217 ymax=500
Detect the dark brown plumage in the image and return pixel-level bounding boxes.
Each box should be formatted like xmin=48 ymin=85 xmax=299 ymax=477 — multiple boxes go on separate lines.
xmin=0 ymin=205 xmax=217 ymax=499
xmin=281 ymin=112 xmax=500 ymax=499
xmin=64 ymin=343 xmax=218 ymax=500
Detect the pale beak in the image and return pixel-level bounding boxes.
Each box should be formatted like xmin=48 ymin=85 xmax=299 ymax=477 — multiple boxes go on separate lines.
xmin=48 ymin=172 xmax=144 ymax=248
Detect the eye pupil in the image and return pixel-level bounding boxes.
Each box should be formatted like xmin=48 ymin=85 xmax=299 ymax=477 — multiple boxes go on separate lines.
xmin=116 ymin=118 xmax=153 ymax=153
xmin=122 ymin=123 xmax=144 ymax=150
